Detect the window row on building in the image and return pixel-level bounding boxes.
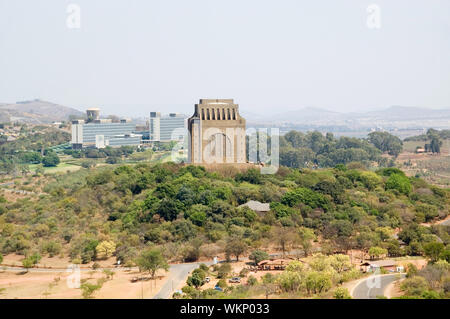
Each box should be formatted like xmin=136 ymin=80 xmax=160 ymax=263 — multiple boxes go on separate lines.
xmin=200 ymin=108 xmax=237 ymax=121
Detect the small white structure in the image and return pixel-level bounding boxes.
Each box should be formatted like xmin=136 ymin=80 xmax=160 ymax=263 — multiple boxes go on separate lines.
xmin=239 ymin=200 xmax=270 ymax=213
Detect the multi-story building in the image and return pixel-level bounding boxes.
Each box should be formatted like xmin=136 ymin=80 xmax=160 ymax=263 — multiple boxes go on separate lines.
xmin=149 ymin=112 xmax=186 ymax=142
xmin=188 ymin=99 xmax=246 ymax=164
xmin=71 ymin=109 xmax=142 ymax=149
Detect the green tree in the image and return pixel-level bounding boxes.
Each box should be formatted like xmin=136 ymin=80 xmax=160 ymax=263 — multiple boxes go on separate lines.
xmin=385 ymin=173 xmax=412 ymax=195
xmin=249 ymin=250 xmax=270 ymax=265
xmin=330 ymin=254 xmax=352 ymax=273
xmin=225 ymin=237 xmax=248 ymax=261
xmin=95 ymin=241 xmax=116 ymax=260
xmin=272 ymin=227 xmax=298 ymax=257
xmin=423 ymin=242 xmax=444 ymax=263
xmin=135 ymin=248 xmax=169 ymax=279
xmin=430 ymin=136 xmax=441 ymax=154
xmin=368 ymin=246 xmax=388 ymax=260
xmin=276 ymin=270 xmax=303 ymax=292
xmin=187 ymin=268 xmax=206 ymax=289
xmin=298 ymin=227 xmax=316 ymax=257
xmin=305 ymin=271 xmax=332 ymax=295
xmin=367 ymin=131 xmax=403 ymax=157
xmin=42 ymin=152 xmax=60 ymax=167
xmin=22 ymin=252 xmax=41 ymax=271
xmin=22 ymin=258 xmax=34 ymax=271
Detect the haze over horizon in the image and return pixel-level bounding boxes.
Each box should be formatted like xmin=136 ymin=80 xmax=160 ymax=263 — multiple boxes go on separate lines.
xmin=1 ymin=0 xmax=449 ymax=118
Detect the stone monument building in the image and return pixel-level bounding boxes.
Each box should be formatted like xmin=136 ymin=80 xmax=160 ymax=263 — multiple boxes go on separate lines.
xmin=188 ymin=99 xmax=246 ymax=164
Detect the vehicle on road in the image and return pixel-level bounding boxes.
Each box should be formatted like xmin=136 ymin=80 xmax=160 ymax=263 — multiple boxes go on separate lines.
xmin=229 ymin=277 xmax=241 ymax=283
xmin=205 ymin=276 xmax=211 ymax=283
xmin=214 ymin=285 xmax=223 ymax=292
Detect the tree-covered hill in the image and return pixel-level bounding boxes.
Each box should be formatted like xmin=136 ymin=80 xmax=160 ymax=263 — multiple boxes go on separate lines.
xmin=276 ymin=130 xmax=402 ymax=168
xmin=0 ymin=163 xmax=448 ymax=266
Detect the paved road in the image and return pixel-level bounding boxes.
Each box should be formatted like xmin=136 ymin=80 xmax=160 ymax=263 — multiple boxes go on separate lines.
xmin=352 ymin=274 xmax=405 ymax=299
xmin=153 ymin=262 xmax=210 ymax=299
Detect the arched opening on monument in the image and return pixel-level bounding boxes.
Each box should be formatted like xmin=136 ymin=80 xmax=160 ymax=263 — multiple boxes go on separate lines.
xmin=207 ymin=132 xmax=233 ymax=163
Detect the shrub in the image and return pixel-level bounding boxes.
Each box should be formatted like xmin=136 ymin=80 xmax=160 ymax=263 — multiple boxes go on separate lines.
xmin=217 ymin=263 xmax=232 ymax=279
xmin=217 ymin=279 xmax=228 ymax=288
xmin=247 ymin=275 xmax=258 ymax=286
xmin=334 ymin=287 xmax=352 ymax=299
xmin=385 ymin=174 xmax=412 ymax=195
xmin=95 ymin=241 xmax=116 ymax=260
xmin=80 ymin=282 xmax=101 ymax=299
xmin=400 ymin=276 xmax=428 ymax=296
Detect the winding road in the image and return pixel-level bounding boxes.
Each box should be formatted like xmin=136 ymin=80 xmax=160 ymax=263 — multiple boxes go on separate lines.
xmin=153 ymin=262 xmax=212 ymax=299
xmin=352 ymin=274 xmax=405 ymax=299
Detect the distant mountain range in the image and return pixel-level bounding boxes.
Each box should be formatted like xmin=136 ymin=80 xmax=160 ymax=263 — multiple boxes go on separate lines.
xmin=0 ymin=99 xmax=83 ymax=124
xmin=1 ymin=100 xmax=449 ymax=135
xmin=246 ymin=105 xmax=450 ymax=131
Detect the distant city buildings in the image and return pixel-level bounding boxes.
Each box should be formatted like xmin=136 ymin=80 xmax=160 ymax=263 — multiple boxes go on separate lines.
xmin=71 ymin=109 xmax=141 ymax=149
xmin=149 ymin=112 xmax=186 ymax=142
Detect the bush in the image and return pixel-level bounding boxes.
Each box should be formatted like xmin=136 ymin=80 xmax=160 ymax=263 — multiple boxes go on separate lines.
xmin=217 ymin=263 xmax=232 ymax=279
xmin=400 ymin=276 xmax=428 ymax=296
xmin=247 ymin=275 xmax=258 ymax=286
xmin=41 ymin=241 xmax=62 ymax=257
xmin=217 ymin=279 xmax=228 ymax=288
xmin=80 ymin=282 xmax=101 ymax=299
xmin=334 ymin=287 xmax=352 ymax=299
xmin=385 ymin=174 xmax=412 ymax=195
xmin=239 ymin=268 xmax=250 ymax=278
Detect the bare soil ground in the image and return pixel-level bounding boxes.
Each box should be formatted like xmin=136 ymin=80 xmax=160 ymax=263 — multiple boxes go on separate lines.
xmin=385 ymin=278 xmax=405 ymax=299
xmin=0 ymin=268 xmax=168 ymax=299
xmin=398 ymin=140 xmax=450 ymax=187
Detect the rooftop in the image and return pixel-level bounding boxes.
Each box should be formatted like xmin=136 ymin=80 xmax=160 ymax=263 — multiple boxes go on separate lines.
xmin=239 ymin=200 xmax=270 ymax=212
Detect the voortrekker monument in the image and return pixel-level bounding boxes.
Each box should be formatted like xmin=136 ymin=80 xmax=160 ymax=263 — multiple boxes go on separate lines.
xmin=188 ymin=99 xmax=246 ymax=164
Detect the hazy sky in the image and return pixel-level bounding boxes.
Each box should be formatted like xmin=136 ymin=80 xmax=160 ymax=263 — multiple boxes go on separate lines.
xmin=1 ymin=0 xmax=449 ymax=117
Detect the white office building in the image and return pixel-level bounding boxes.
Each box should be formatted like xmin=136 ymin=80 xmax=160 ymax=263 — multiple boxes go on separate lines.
xmin=71 ymin=110 xmax=142 ymax=149
xmin=149 ymin=112 xmax=186 ymax=142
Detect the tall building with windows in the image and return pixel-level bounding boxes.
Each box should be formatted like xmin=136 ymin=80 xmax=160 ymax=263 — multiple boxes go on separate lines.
xmin=71 ymin=109 xmax=141 ymax=149
xmin=149 ymin=112 xmax=186 ymax=142
xmin=187 ymin=99 xmax=246 ymax=164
